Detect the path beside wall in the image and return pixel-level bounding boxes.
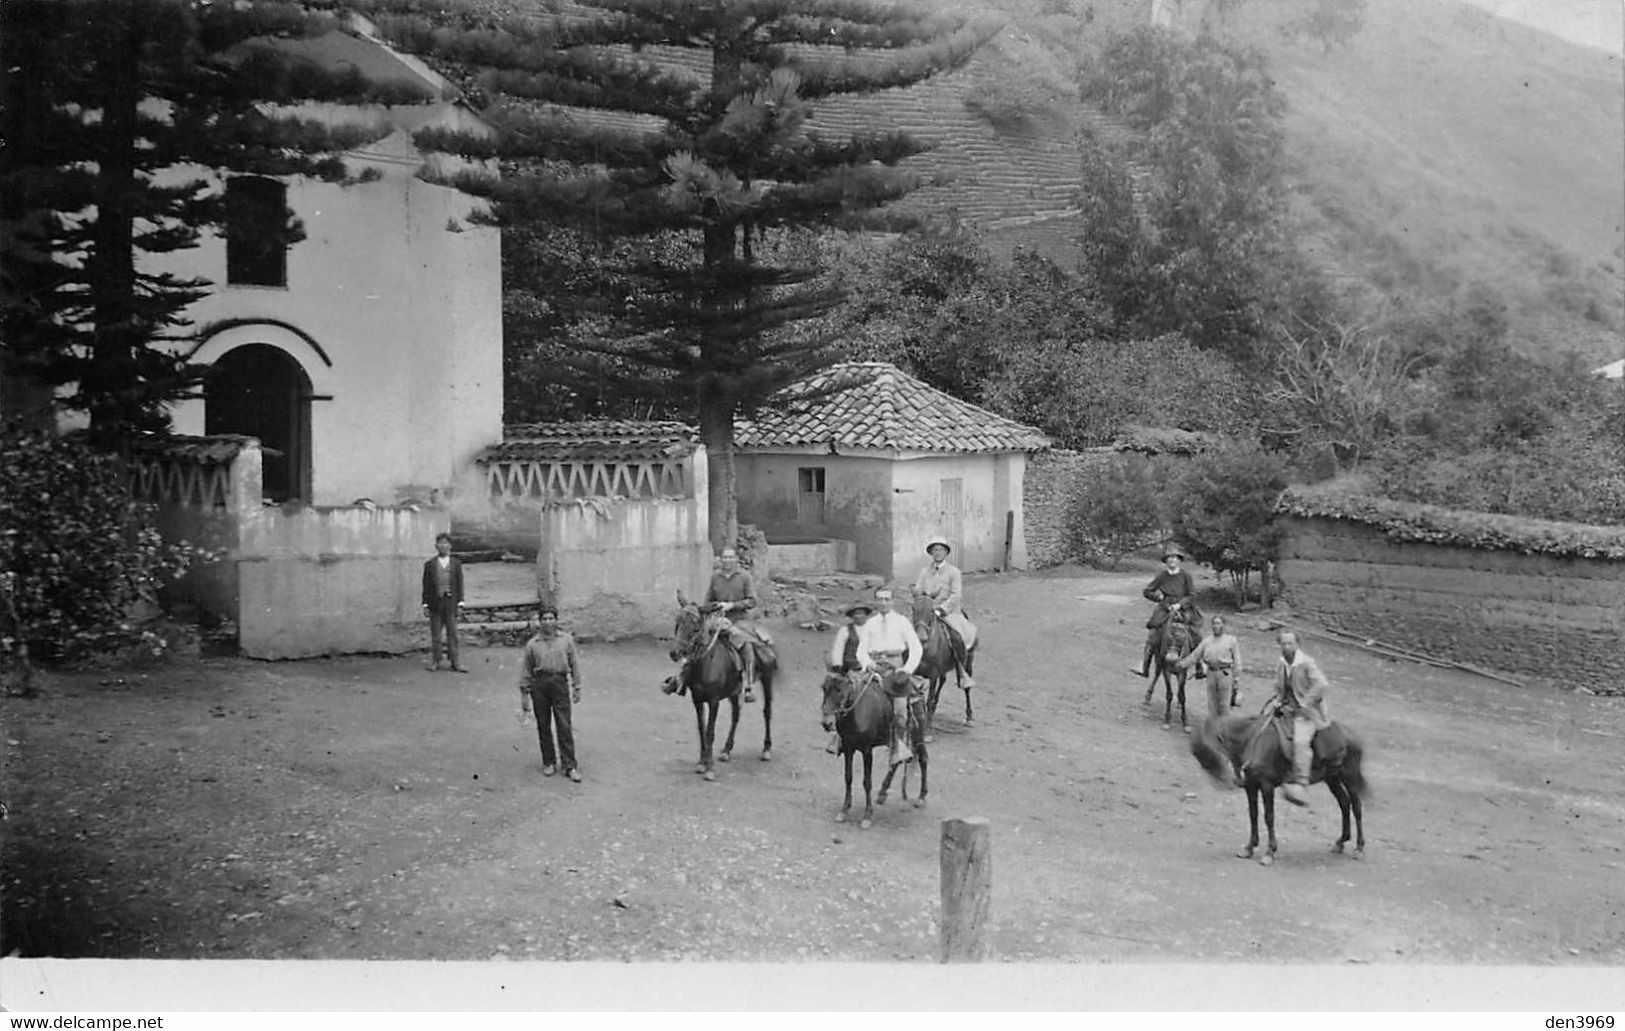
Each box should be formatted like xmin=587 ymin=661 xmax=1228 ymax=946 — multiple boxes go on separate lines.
xmin=1278 ymin=516 xmax=1625 ymax=691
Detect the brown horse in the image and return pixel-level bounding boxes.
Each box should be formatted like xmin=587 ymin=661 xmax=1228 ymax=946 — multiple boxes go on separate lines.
xmin=670 ymin=593 xmax=777 ymax=780
xmin=819 ymin=671 xmax=927 ymax=828
xmin=910 ymin=596 xmax=975 ymax=742
xmin=1145 ymin=613 xmax=1195 ymax=731
xmin=1189 ymin=712 xmax=1368 ymax=865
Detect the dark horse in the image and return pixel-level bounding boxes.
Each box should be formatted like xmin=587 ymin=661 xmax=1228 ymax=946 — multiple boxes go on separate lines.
xmin=910 ymin=596 xmax=975 ymax=742
xmin=670 ymin=592 xmax=777 ymax=780
xmin=1189 ymin=712 xmax=1368 ymax=865
xmin=820 ymin=671 xmax=928 ymax=828
xmin=1144 ymin=613 xmax=1196 ymax=731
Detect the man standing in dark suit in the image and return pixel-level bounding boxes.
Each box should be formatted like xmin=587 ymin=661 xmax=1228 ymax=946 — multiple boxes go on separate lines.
xmin=421 ymin=532 xmax=466 ymax=672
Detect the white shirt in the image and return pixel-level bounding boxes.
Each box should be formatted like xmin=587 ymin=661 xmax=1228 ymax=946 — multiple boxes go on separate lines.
xmin=856 ymin=610 xmax=922 ymax=676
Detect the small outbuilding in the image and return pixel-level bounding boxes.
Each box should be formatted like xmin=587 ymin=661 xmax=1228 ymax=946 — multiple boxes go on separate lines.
xmin=733 ymin=362 xmax=1051 ymax=580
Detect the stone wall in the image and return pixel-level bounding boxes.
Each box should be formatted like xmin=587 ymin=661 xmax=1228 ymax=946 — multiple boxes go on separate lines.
xmin=1022 ymin=449 xmax=1111 ymax=567
xmin=1277 ymin=516 xmax=1625 ymax=691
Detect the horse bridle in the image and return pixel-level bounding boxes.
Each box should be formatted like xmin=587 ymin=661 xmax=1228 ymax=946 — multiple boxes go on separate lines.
xmin=676 ymin=606 xmax=728 ymax=662
xmin=824 ymin=669 xmax=882 ymax=720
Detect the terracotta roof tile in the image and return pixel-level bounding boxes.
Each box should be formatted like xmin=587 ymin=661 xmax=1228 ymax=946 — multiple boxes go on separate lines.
xmin=483 ymin=420 xmax=701 ymax=463
xmin=735 ymin=362 xmax=1050 ymax=454
xmin=126 ymin=434 xmax=262 ymax=464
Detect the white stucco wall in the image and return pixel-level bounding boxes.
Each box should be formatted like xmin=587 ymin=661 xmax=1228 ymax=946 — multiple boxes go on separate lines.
xmin=160 ymin=114 xmax=502 ymax=507
xmin=889 ymin=452 xmax=1027 ymax=578
xmin=734 ymin=449 xmax=896 ymax=575
xmin=737 ymin=447 xmax=1033 ymax=580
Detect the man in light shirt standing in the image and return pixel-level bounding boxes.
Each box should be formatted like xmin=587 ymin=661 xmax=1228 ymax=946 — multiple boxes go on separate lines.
xmin=856 ymin=586 xmax=923 ymax=766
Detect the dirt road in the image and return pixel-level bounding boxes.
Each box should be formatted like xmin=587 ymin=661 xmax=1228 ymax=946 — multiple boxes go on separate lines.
xmin=3 ymin=564 xmax=1623 ymax=977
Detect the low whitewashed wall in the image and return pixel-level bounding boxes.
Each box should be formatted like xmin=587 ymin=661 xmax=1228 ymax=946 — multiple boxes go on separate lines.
xmin=235 ymin=505 xmax=447 ymax=659
xmin=539 ymin=498 xmax=710 ymax=640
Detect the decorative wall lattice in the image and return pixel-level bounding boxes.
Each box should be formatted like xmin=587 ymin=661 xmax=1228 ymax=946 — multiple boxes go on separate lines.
xmin=485 ymin=459 xmax=690 ymax=501
xmin=130 ymin=456 xmax=234 ymax=508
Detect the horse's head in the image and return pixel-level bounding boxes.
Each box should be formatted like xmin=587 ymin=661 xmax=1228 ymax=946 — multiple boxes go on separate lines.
xmin=1162 ymin=614 xmax=1195 ymax=659
xmin=910 ymin=594 xmax=935 ymax=623
xmin=671 ymin=591 xmax=704 ymax=661
xmin=819 ymin=671 xmax=854 ymax=731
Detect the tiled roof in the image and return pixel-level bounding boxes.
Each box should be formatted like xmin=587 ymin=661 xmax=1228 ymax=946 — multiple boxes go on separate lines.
xmin=735 ymin=362 xmax=1050 ymax=454
xmin=482 ymin=421 xmax=701 ymax=463
xmin=126 ymin=434 xmax=263 ymax=464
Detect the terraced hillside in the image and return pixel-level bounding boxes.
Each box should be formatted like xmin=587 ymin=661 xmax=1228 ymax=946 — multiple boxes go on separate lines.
xmin=495 ymin=0 xmax=1623 ymax=361
xmin=535 ymin=2 xmax=1120 ymax=260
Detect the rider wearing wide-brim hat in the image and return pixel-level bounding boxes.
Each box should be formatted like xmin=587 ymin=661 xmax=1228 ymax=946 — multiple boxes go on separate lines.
xmin=821 ymin=599 xmax=876 ymax=754
xmin=914 ymin=535 xmax=977 ymax=691
xmin=1131 ymin=545 xmax=1202 ymax=678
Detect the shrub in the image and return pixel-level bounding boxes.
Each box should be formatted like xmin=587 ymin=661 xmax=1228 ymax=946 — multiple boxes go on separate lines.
xmin=1168 ymin=443 xmax=1290 ymax=605
xmin=0 ymin=432 xmax=201 ymax=665
xmin=1064 ymin=454 xmax=1178 ymax=564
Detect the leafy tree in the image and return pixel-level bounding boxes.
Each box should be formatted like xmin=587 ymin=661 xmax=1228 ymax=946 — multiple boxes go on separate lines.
xmin=826 ymin=233 xmax=1257 ymax=447
xmin=1168 ymin=441 xmax=1288 ymax=606
xmin=363 ymin=0 xmax=1000 ymax=549
xmin=1 ymin=0 xmax=402 ymax=446
xmin=1280 ymin=0 xmax=1368 ymax=55
xmin=1063 ymin=455 xmax=1177 ymax=566
xmin=1078 ymin=26 xmax=1322 ymax=361
xmin=0 ymin=432 xmax=201 ymax=666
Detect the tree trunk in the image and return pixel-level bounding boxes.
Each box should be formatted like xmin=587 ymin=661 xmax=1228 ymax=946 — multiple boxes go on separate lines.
xmin=699 ymin=401 xmax=737 ymax=554
xmin=86 ymin=10 xmax=142 ymax=445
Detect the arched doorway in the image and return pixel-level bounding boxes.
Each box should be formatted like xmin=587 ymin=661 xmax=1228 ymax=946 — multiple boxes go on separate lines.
xmin=204 ymin=344 xmax=312 ymax=502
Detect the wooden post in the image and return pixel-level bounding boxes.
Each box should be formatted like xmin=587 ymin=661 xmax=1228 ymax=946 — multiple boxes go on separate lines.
xmin=939 ymin=817 xmax=992 ymax=962
xmin=1001 ymin=510 xmax=1015 ymax=571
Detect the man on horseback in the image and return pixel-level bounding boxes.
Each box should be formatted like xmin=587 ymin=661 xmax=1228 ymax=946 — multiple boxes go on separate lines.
xmin=661 ymin=546 xmax=770 ymax=701
xmin=823 ymin=599 xmax=874 ymax=754
xmin=914 ymin=536 xmax=977 ymax=691
xmin=1264 ymin=630 xmax=1331 ymax=807
xmin=1131 ymin=546 xmax=1202 ymax=679
xmin=856 ymin=586 xmax=923 ymax=767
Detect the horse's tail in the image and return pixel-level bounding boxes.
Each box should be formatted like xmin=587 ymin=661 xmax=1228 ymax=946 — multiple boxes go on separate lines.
xmin=1188 ymin=716 xmax=1237 ymax=787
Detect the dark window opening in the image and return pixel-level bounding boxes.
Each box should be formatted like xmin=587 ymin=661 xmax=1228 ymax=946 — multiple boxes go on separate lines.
xmin=797 ymin=466 xmax=826 ymax=525
xmin=225 ymin=177 xmax=290 ymax=287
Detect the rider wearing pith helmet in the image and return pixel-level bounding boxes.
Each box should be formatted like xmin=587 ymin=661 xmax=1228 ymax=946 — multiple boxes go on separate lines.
xmin=914 ymin=534 xmax=976 ymax=691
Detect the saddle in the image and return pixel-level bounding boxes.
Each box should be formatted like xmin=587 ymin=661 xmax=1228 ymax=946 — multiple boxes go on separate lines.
xmin=1269 ymin=714 xmax=1349 ymax=766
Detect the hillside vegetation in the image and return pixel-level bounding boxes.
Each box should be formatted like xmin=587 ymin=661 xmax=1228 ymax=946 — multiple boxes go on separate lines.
xmin=899 ymin=0 xmax=1623 ymax=364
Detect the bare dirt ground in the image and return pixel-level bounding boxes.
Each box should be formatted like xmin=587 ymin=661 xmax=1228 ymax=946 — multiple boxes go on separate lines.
xmin=3 ymin=563 xmax=1623 ymax=979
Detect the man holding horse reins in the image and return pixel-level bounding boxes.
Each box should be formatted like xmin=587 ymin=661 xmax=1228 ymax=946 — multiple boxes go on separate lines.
xmin=1262 ymin=630 xmax=1331 ymax=807
xmin=914 ymin=536 xmax=977 ymax=691
xmin=1179 ymin=614 xmax=1244 ymax=721
xmin=856 ymin=586 xmax=923 ymax=767
xmin=823 ymin=599 xmax=874 ymax=754
xmin=1131 ymin=546 xmax=1203 ymax=679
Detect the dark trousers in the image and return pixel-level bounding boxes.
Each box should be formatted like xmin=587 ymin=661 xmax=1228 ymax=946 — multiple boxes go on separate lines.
xmin=427 ymin=595 xmax=460 ymax=667
xmin=526 ymin=673 xmax=576 ymax=772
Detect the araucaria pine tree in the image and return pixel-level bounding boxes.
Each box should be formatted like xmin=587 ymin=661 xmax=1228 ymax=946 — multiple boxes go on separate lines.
xmin=362 ymin=0 xmax=1000 ymax=548
xmin=0 ymin=0 xmax=413 ymax=445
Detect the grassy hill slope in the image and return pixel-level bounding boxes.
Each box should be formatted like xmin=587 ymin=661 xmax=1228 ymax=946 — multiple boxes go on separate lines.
xmin=916 ymin=0 xmax=1624 ymax=363
xmin=1255 ymin=0 xmax=1624 ymax=362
